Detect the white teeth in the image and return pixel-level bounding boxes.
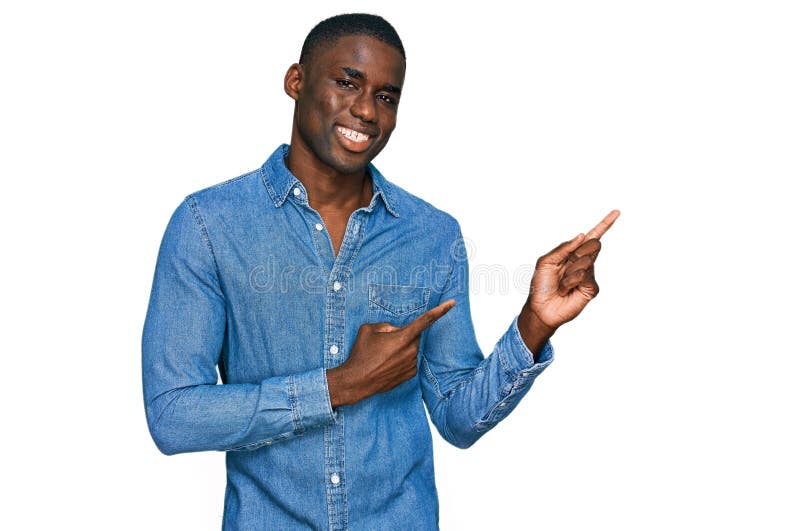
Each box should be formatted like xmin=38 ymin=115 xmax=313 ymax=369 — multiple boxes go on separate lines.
xmin=337 ymin=126 xmax=370 ymax=143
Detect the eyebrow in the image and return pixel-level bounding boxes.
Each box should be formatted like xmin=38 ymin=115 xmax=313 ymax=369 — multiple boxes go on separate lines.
xmin=341 ymin=67 xmax=402 ymax=95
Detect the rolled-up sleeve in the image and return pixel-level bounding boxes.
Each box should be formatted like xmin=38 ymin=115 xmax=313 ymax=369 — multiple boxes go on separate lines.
xmin=142 ymin=199 xmax=335 ymax=455
xmin=419 ymin=224 xmax=553 ymax=449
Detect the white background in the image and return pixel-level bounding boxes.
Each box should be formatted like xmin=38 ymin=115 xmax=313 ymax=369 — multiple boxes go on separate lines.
xmin=2 ymin=1 xmax=798 ymax=529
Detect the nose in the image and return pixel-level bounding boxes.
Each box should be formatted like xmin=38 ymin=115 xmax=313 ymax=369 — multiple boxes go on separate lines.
xmin=350 ymin=91 xmax=376 ymax=123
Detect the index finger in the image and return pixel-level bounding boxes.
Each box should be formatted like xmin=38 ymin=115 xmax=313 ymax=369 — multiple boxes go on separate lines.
xmin=585 ymin=209 xmax=621 ymax=240
xmin=402 ymin=299 xmax=456 ymax=337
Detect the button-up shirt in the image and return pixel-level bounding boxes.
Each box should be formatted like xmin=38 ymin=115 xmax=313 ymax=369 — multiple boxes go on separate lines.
xmin=142 ymin=144 xmax=553 ymax=530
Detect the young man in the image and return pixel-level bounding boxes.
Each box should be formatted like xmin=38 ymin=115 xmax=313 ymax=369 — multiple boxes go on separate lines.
xmin=142 ymin=13 xmax=618 ymax=530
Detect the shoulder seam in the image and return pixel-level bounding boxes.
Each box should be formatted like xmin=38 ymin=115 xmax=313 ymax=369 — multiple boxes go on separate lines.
xmin=438 ymin=219 xmax=462 ymax=297
xmin=381 ymin=178 xmax=459 ymax=222
xmin=184 ymin=195 xmax=223 ymax=280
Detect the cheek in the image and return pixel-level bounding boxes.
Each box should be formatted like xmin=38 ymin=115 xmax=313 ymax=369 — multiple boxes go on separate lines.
xmin=379 ymin=112 xmax=398 ymax=138
xmin=300 ymin=87 xmax=340 ymax=127
xmin=320 ymin=96 xmax=337 ymax=113
xmin=316 ymin=93 xmax=343 ymax=119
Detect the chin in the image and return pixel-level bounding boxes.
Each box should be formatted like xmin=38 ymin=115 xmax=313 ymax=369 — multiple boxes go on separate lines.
xmin=332 ymin=159 xmax=371 ymax=175
xmin=328 ymin=149 xmax=378 ymax=175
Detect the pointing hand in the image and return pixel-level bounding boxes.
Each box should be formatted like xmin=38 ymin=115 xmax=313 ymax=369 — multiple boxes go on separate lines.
xmin=327 ymin=300 xmax=456 ymax=407
xmin=518 ymin=210 xmax=620 ymax=352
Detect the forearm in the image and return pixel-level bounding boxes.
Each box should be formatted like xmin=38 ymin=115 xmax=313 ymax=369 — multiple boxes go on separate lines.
xmin=144 ymin=368 xmax=334 ymax=455
xmin=422 ymin=316 xmax=553 ymax=449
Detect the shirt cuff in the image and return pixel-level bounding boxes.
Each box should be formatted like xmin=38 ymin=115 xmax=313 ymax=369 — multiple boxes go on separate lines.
xmin=288 ymin=368 xmax=336 ymax=434
xmin=504 ymin=315 xmax=554 ymax=375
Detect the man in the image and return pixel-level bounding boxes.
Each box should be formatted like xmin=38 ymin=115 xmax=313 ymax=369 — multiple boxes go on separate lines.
xmin=142 ymin=13 xmax=618 ymax=530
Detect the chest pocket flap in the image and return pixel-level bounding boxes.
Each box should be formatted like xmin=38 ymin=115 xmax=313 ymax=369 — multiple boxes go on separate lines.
xmin=368 ymin=283 xmax=431 ymax=326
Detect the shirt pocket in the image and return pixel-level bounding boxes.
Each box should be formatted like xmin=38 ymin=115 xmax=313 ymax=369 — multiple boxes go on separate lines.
xmin=367 ymin=283 xmax=431 ymax=328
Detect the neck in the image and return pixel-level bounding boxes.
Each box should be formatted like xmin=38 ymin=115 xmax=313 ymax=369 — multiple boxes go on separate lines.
xmin=285 ymin=142 xmax=373 ymax=213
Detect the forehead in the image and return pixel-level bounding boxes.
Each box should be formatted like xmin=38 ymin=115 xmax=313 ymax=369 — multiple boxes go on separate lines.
xmin=307 ymin=35 xmax=405 ymax=84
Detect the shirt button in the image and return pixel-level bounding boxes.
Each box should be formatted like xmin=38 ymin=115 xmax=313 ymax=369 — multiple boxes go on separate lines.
xmin=315 ymin=223 xmax=324 ymax=231
xmin=293 ymin=187 xmax=301 ymax=196
xmin=498 ymin=402 xmax=507 ymax=408
xmin=329 ymin=344 xmax=339 ymax=355
xmin=333 ymin=281 xmax=342 ymax=291
xmin=330 ymin=473 xmax=340 ymax=485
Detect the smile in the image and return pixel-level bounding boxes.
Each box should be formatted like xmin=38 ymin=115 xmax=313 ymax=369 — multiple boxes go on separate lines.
xmin=337 ymin=126 xmax=371 ymax=143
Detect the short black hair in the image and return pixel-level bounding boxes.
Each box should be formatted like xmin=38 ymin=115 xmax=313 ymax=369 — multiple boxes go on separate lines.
xmin=299 ymin=13 xmax=405 ymax=65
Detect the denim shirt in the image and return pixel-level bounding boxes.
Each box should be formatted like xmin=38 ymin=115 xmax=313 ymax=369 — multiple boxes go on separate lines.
xmin=142 ymin=144 xmax=553 ymax=530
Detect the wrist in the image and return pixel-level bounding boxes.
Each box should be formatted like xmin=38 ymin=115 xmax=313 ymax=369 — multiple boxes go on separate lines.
xmin=517 ymin=304 xmax=557 ymax=357
xmin=326 ymin=365 xmax=359 ymax=408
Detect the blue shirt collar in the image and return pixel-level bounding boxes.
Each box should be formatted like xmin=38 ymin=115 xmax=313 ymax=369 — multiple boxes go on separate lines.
xmin=261 ymin=144 xmax=400 ymax=218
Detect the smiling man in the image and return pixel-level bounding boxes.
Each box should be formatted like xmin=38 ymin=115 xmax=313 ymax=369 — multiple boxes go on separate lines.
xmin=143 ymin=13 xmax=618 ymax=530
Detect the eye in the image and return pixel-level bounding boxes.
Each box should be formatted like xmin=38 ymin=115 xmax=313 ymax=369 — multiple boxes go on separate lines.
xmin=336 ymin=79 xmax=356 ymax=89
xmin=378 ymin=94 xmax=398 ymax=106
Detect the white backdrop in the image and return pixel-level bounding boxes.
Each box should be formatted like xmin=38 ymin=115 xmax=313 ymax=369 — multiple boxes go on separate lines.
xmin=2 ymin=1 xmax=798 ymax=529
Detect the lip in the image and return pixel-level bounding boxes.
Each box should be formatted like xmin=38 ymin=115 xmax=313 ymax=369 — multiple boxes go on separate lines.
xmin=335 ymin=124 xmax=379 ymax=153
xmin=338 ymin=123 xmax=379 ymax=137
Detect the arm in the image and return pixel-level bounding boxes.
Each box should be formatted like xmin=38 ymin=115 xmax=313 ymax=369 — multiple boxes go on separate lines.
xmin=419 ymin=227 xmax=554 ymax=449
xmin=142 ymin=199 xmax=335 ymax=455
xmin=420 ymin=211 xmax=619 ymax=448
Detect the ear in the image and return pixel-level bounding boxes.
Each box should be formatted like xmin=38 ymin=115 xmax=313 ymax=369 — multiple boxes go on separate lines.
xmin=284 ymin=63 xmax=303 ymax=101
